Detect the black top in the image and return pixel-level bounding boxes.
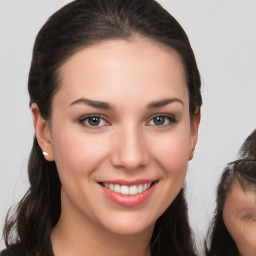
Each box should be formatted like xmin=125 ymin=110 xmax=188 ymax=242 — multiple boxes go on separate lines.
xmin=1 ymin=243 xmax=171 ymax=256
xmin=1 ymin=244 xmax=54 ymax=256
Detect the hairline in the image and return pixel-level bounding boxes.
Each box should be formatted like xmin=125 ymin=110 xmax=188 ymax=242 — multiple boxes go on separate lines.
xmin=50 ymin=35 xmax=192 ymax=118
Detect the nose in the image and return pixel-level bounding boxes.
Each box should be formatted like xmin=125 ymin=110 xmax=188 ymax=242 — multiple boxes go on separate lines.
xmin=110 ymin=126 xmax=149 ymax=170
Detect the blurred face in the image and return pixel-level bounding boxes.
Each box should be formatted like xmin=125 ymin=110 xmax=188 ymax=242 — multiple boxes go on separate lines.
xmin=45 ymin=38 xmax=199 ymax=236
xmin=223 ymin=179 xmax=256 ymax=256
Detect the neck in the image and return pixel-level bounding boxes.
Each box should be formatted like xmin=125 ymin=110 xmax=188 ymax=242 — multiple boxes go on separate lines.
xmin=51 ymin=195 xmax=153 ymax=256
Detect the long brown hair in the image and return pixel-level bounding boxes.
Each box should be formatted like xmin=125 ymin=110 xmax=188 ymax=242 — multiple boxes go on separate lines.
xmin=205 ymin=129 xmax=256 ymax=255
xmin=4 ymin=1 xmax=202 ymax=255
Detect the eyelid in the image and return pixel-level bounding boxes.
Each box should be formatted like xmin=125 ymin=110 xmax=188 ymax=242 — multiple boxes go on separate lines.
xmin=78 ymin=114 xmax=111 ymax=127
xmin=77 ymin=113 xmax=177 ymax=128
xmin=146 ymin=113 xmax=177 ymax=126
xmin=241 ymin=212 xmax=256 ymax=221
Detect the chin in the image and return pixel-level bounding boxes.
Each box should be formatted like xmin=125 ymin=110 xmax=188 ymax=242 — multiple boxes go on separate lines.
xmin=100 ymin=214 xmax=156 ymax=236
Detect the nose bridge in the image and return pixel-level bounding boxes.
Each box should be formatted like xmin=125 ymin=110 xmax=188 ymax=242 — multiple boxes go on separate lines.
xmin=111 ymin=123 xmax=148 ymax=169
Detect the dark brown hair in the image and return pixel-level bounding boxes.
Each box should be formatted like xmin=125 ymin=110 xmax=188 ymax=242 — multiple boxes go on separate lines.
xmin=4 ymin=0 xmax=202 ymax=255
xmin=205 ymin=129 xmax=256 ymax=255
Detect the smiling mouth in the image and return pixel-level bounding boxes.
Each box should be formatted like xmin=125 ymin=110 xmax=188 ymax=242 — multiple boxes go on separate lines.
xmin=99 ymin=182 xmax=157 ymax=196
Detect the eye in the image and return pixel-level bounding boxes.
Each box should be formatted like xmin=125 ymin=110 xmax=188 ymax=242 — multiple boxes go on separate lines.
xmin=79 ymin=115 xmax=109 ymax=128
xmin=147 ymin=114 xmax=176 ymax=126
xmin=241 ymin=213 xmax=256 ymax=222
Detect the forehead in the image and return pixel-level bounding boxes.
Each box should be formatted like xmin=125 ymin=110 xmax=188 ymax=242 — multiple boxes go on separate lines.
xmin=55 ymin=38 xmax=188 ymax=105
xmin=224 ymin=179 xmax=256 ymax=216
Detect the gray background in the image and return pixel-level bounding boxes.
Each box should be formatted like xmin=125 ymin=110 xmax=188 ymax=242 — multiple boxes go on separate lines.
xmin=1 ymin=0 xmax=256 ymax=254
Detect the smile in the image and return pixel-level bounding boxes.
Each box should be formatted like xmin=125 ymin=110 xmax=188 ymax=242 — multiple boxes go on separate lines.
xmin=99 ymin=180 xmax=158 ymax=206
xmin=102 ymin=182 xmax=152 ymax=195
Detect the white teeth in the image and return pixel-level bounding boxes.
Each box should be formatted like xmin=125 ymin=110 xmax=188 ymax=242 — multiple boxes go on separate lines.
xmin=120 ymin=185 xmax=129 ymax=195
xmin=137 ymin=184 xmax=143 ymax=193
xmin=103 ymin=183 xmax=109 ymax=189
xmin=114 ymin=184 xmax=121 ymax=193
xmin=129 ymin=185 xmax=137 ymax=195
xmin=102 ymin=182 xmax=153 ymax=195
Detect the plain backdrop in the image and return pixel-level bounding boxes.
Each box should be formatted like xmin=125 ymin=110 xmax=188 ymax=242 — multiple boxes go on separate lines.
xmin=0 ymin=0 xmax=255 ymax=254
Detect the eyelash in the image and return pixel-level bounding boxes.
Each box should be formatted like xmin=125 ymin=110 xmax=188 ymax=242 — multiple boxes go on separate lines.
xmin=146 ymin=114 xmax=177 ymax=127
xmin=78 ymin=114 xmax=109 ymax=128
xmin=78 ymin=113 xmax=177 ymax=128
xmin=241 ymin=213 xmax=256 ymax=222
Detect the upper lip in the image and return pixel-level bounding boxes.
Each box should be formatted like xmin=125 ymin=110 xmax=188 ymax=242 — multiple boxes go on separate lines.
xmin=98 ymin=179 xmax=158 ymax=186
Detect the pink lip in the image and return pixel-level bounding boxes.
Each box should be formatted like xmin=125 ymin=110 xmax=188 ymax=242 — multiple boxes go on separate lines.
xmin=100 ymin=181 xmax=157 ymax=207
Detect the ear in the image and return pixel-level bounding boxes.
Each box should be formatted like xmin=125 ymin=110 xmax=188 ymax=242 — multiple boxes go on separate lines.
xmin=189 ymin=108 xmax=201 ymax=160
xmin=31 ymin=103 xmax=55 ymax=161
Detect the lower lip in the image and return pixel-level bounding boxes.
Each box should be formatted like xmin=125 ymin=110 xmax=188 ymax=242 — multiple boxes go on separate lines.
xmin=101 ymin=183 xmax=157 ymax=207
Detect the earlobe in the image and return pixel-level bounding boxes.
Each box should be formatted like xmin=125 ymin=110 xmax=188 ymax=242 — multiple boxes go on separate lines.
xmin=31 ymin=103 xmax=55 ymax=161
xmin=189 ymin=108 xmax=201 ymax=160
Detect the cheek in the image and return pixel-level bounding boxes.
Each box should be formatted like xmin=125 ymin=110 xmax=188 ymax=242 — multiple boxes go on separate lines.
xmin=147 ymin=126 xmax=191 ymax=208
xmin=233 ymin=226 xmax=256 ymax=256
xmin=224 ymin=216 xmax=256 ymax=255
xmin=52 ymin=128 xmax=109 ymax=177
xmin=148 ymin=126 xmax=191 ymax=174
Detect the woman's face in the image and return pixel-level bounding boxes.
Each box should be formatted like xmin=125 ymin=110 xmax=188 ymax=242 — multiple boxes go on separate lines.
xmin=223 ymin=179 xmax=256 ymax=256
xmin=38 ymin=38 xmax=199 ymax=235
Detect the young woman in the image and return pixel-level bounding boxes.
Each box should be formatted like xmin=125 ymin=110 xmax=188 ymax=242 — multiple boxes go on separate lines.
xmin=2 ymin=0 xmax=202 ymax=255
xmin=206 ymin=129 xmax=256 ymax=256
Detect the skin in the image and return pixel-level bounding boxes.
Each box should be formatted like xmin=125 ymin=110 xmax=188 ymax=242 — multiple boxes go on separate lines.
xmin=223 ymin=179 xmax=256 ymax=256
xmin=32 ymin=38 xmax=200 ymax=256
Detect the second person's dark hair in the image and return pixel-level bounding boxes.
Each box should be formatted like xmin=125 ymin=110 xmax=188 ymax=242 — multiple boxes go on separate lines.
xmin=205 ymin=129 xmax=256 ymax=255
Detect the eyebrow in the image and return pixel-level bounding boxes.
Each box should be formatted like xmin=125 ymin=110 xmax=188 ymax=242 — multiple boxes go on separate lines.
xmin=148 ymin=98 xmax=184 ymax=108
xmin=69 ymin=97 xmax=184 ymax=110
xmin=69 ymin=98 xmax=112 ymax=109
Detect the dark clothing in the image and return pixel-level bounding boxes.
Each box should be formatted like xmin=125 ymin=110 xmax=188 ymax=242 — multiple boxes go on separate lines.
xmin=1 ymin=244 xmax=171 ymax=256
xmin=1 ymin=244 xmax=54 ymax=256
